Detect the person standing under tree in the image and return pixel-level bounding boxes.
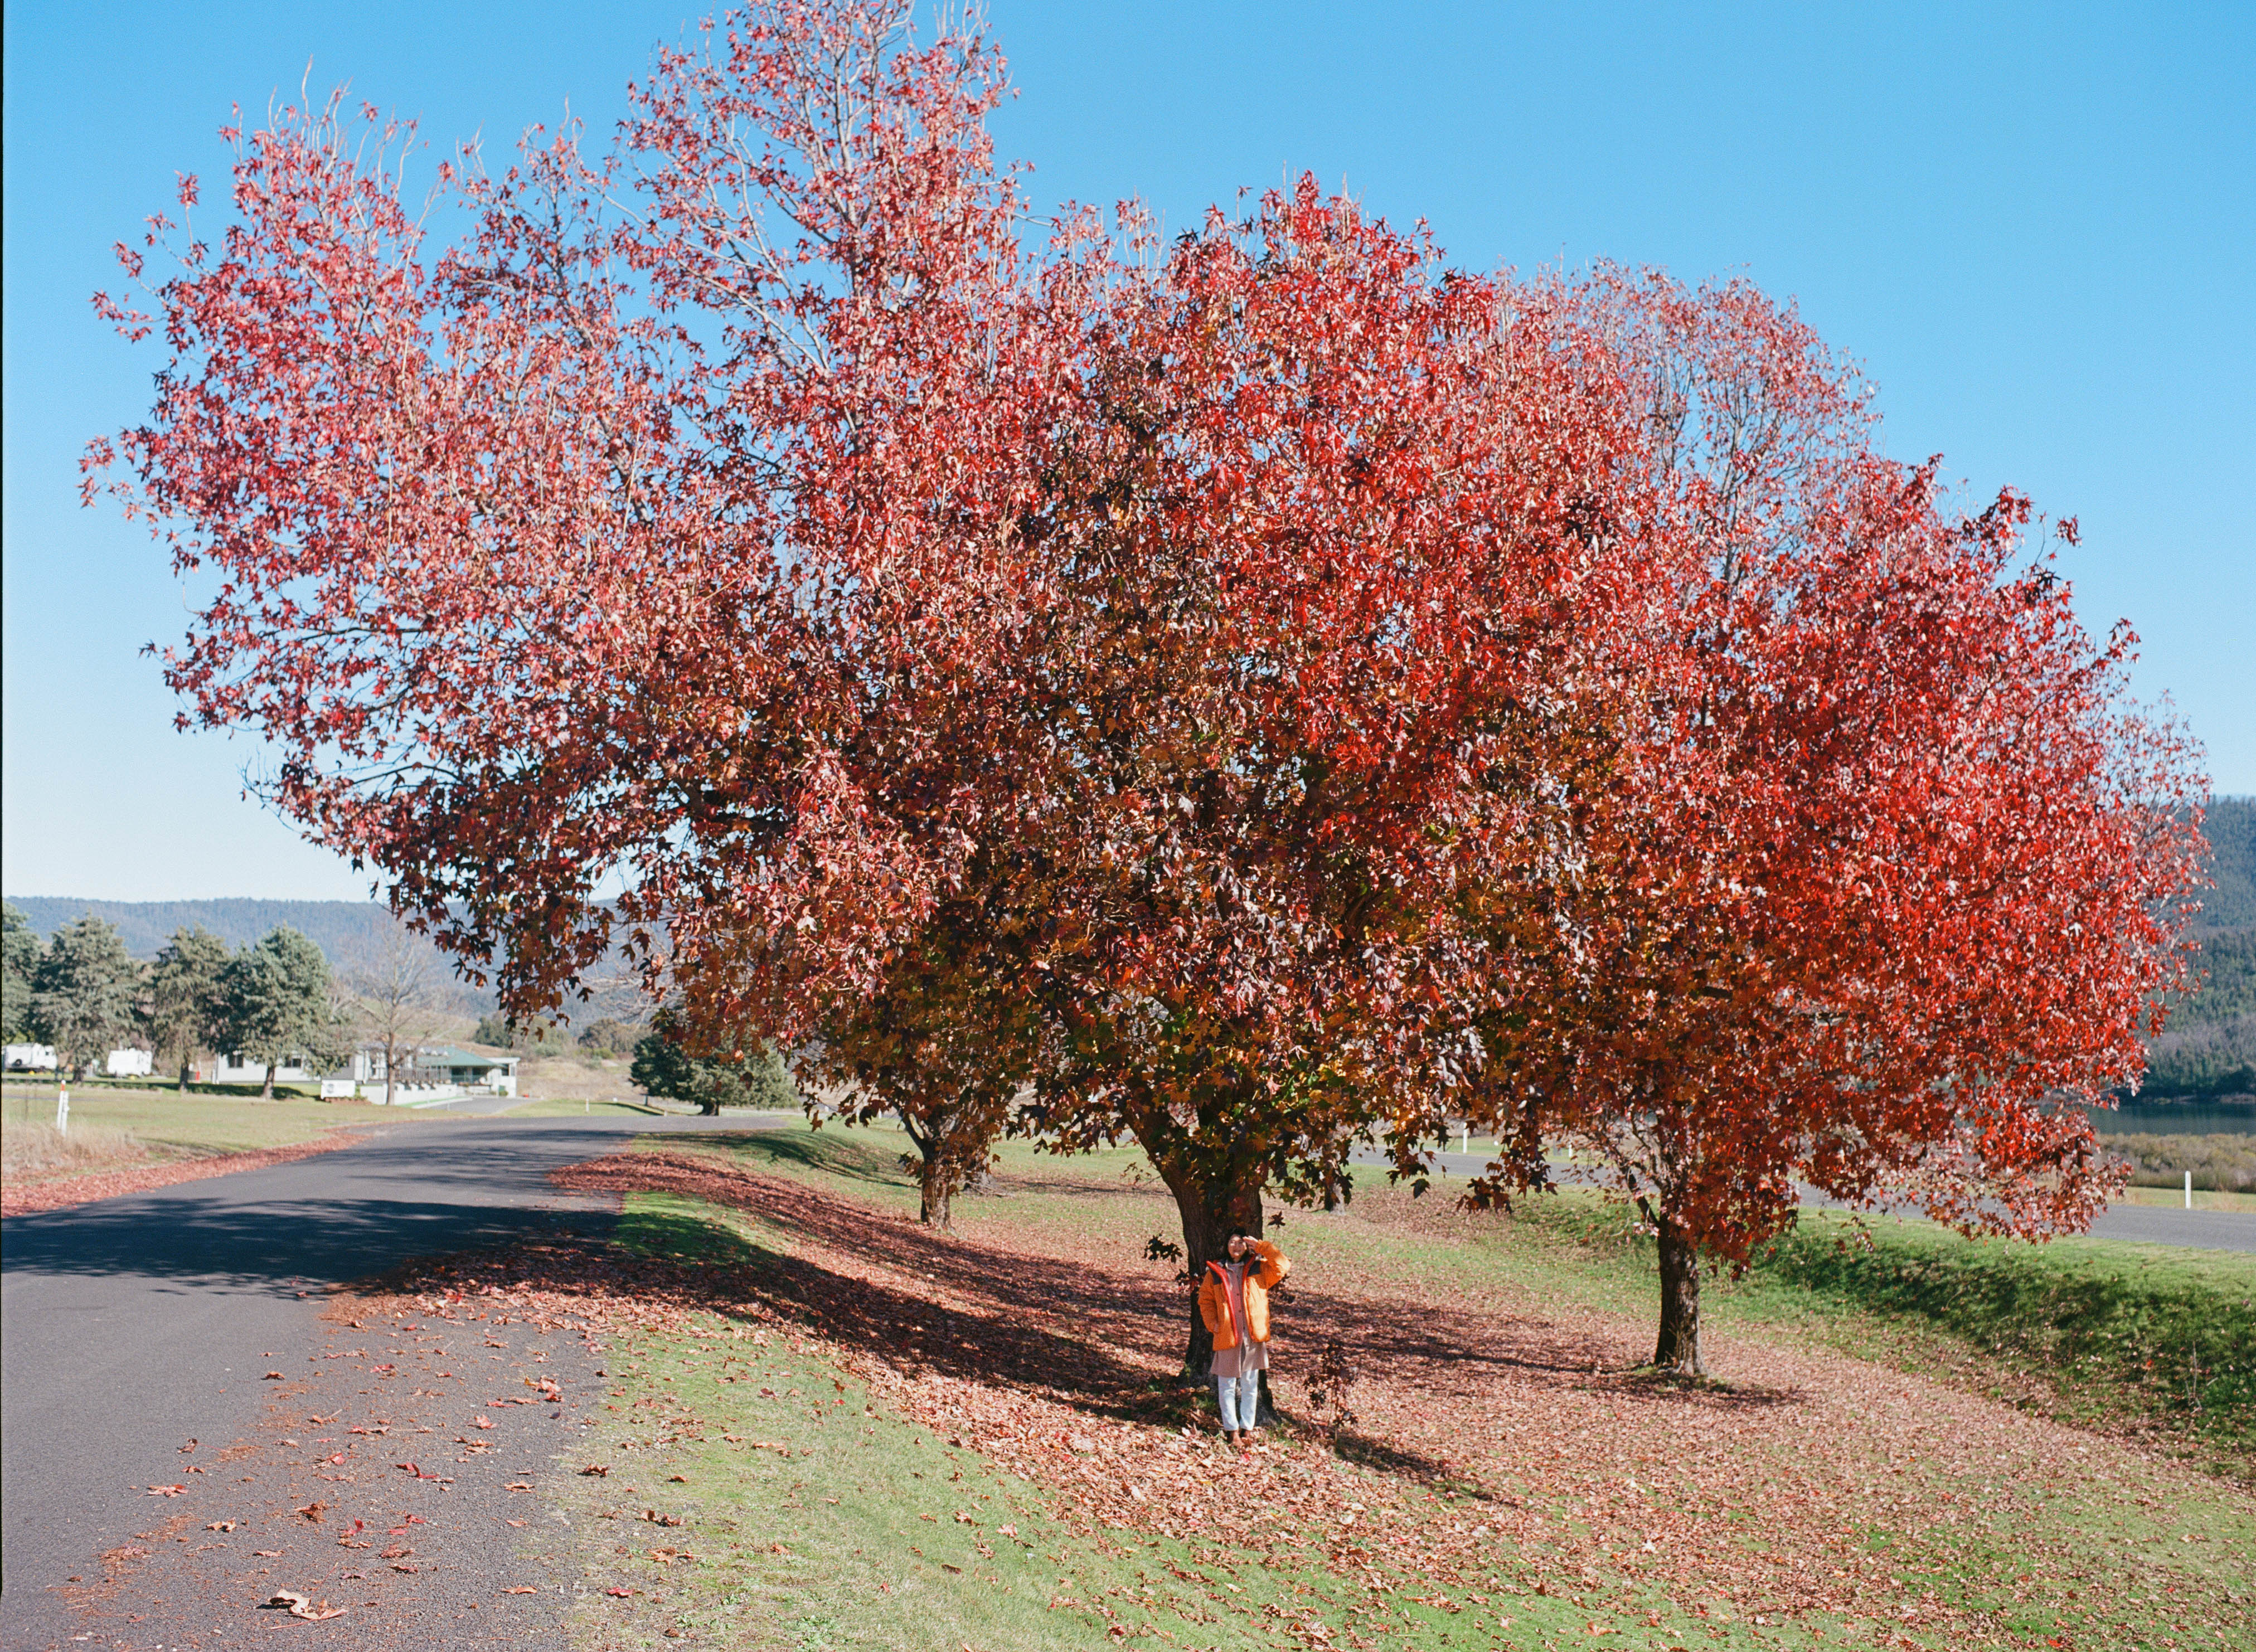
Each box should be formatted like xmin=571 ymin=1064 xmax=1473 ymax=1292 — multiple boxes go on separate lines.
xmin=1200 ymin=1232 xmax=1289 ymax=1447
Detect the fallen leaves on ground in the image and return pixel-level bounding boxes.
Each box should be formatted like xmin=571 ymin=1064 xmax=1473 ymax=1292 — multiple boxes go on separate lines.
xmin=2 ymin=1133 xmax=361 ymax=1217
xmin=338 ymin=1143 xmax=2245 ymax=1649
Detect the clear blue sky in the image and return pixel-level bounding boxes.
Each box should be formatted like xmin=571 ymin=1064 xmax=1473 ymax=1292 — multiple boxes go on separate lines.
xmin=4 ymin=1 xmax=2249 ymax=901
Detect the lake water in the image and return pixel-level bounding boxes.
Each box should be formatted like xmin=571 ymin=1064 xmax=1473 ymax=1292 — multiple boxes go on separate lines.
xmin=2081 ymin=1099 xmax=2256 ymax=1136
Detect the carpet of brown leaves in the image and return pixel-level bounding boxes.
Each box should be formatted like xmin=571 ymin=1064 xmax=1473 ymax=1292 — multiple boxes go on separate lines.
xmin=0 ymin=1131 xmax=362 ymax=1217
xmin=353 ymin=1144 xmax=2246 ymax=1649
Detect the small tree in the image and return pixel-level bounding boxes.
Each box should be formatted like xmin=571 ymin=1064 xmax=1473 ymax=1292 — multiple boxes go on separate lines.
xmin=146 ymin=925 xmax=232 ymax=1091
xmin=346 ymin=921 xmax=443 ymax=1106
xmin=805 ymin=898 xmax=1037 ymax=1228
xmin=222 ymin=927 xmax=337 ymax=1097
xmin=630 ymin=1012 xmax=794 ymax=1116
xmin=2 ymin=901 xmax=38 ymax=1042
xmin=29 ymin=916 xmax=143 ymax=1081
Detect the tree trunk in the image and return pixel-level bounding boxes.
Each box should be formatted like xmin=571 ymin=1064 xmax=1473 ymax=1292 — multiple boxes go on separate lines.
xmin=900 ymin=1113 xmax=950 ymax=1229
xmin=261 ymin=1056 xmax=276 ymax=1101
xmin=918 ymin=1150 xmax=954 ymax=1230
xmin=1652 ymin=1218 xmax=1704 ymax=1376
xmin=177 ymin=1046 xmax=192 ymax=1096
xmin=1155 ymin=1160 xmax=1265 ymax=1384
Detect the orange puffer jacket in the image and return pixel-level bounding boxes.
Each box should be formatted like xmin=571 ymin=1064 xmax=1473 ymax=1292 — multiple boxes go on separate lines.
xmin=1197 ymin=1240 xmax=1289 ymax=1349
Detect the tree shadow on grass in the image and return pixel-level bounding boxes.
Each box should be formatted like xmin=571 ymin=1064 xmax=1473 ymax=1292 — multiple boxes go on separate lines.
xmin=520 ymin=1148 xmax=1811 ymax=1501
xmin=1328 ymin=1429 xmax=1496 ymax=1493
xmin=1581 ymin=1366 xmax=1803 ymax=1412
xmin=547 ymin=1150 xmax=1185 ymax=1420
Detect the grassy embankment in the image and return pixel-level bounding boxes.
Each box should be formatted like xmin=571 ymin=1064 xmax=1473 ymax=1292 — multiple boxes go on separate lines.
xmin=2099 ymin=1131 xmax=2256 ymax=1198
xmin=523 ymin=1126 xmax=2253 ymax=1652
xmin=2112 ymin=1185 xmax=2256 ymax=1212
xmin=0 ymin=1085 xmax=366 ymax=1184
xmin=1484 ymin=1190 xmax=2255 ymax=1476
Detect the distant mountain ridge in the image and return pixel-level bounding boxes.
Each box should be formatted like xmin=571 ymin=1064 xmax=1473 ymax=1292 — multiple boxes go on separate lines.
xmin=6 ymin=897 xmax=497 ymax=1013
xmin=2145 ymin=795 xmax=2256 ymax=1100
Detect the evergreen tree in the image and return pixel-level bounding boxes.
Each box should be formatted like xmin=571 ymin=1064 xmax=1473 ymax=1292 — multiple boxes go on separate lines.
xmin=147 ymin=926 xmax=234 ymax=1092
xmin=630 ymin=1012 xmax=795 ymax=1116
xmin=28 ymin=916 xmax=142 ymax=1080
xmin=2 ymin=901 xmax=38 ymax=1042
xmin=221 ymin=927 xmax=338 ymax=1098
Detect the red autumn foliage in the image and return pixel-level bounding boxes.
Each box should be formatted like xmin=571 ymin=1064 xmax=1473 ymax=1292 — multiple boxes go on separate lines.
xmin=1435 ymin=270 xmax=2209 ymax=1369
xmin=89 ymin=0 xmax=2207 ymax=1371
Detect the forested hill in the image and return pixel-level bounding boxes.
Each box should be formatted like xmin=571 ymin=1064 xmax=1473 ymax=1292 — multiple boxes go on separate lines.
xmin=2145 ymin=795 xmax=2255 ymax=1100
xmin=3 ymin=895 xmax=665 ymax=1021
xmin=4 ymin=897 xmax=495 ymax=1013
xmin=2194 ymin=794 xmax=2255 ymax=931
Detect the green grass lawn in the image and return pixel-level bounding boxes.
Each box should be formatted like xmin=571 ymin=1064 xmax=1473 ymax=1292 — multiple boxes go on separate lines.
xmin=0 ymin=1084 xmax=363 ymax=1174
xmin=512 ymin=1126 xmax=2255 ymax=1652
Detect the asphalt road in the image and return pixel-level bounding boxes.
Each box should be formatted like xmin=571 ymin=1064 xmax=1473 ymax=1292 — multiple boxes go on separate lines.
xmin=1374 ymin=1148 xmax=2256 ymax=1253
xmin=0 ymin=1111 xmax=778 ymax=1651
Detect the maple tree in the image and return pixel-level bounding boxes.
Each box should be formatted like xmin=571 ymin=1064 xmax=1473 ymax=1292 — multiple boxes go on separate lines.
xmin=89 ymin=0 xmax=2206 ymax=1386
xmin=87 ymin=0 xmax=1628 ymax=1357
xmin=791 ymin=176 xmax=1660 ymax=1372
xmin=1437 ymin=270 xmax=2210 ymax=1372
xmin=808 ymin=890 xmax=1039 ymax=1227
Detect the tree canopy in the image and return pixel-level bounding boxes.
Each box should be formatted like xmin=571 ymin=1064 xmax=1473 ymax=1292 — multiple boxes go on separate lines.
xmin=2 ymin=901 xmax=37 ymax=1043
xmin=93 ymin=0 xmax=2209 ymax=1368
xmin=147 ymin=924 xmax=233 ymax=1091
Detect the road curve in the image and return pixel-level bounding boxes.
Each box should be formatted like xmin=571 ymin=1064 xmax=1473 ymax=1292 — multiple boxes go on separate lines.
xmin=0 ymin=1111 xmax=783 ymax=1650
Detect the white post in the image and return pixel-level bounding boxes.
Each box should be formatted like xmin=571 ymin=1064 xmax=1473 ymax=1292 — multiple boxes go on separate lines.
xmin=2185 ymin=1170 xmax=2193 ymax=1210
xmin=55 ymin=1091 xmax=69 ymax=1134
xmin=1459 ymin=1124 xmax=1469 ymax=1155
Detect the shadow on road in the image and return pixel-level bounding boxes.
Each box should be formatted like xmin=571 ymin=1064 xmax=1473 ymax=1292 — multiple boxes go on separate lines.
xmin=0 ymin=1128 xmax=625 ymax=1293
